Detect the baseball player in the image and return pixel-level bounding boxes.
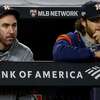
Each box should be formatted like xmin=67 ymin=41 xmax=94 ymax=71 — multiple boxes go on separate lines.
xmin=0 ymin=5 xmax=33 ymax=61
xmin=53 ymin=1 xmax=100 ymax=62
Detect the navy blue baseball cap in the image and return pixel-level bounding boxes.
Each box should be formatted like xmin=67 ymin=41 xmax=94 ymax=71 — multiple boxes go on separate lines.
xmin=81 ymin=1 xmax=100 ymax=21
xmin=0 ymin=5 xmax=20 ymax=20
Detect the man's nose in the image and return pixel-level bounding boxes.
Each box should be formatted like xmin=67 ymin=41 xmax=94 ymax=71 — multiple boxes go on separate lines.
xmin=8 ymin=26 xmax=14 ymax=33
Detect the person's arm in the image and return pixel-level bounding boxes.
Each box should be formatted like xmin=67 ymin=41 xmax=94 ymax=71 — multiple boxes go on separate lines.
xmin=94 ymin=51 xmax=100 ymax=58
xmin=53 ymin=40 xmax=95 ymax=61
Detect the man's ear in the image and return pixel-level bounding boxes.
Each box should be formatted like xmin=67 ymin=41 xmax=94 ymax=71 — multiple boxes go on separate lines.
xmin=80 ymin=18 xmax=86 ymax=27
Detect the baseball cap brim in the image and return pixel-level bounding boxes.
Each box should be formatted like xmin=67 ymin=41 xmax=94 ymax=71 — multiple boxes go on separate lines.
xmin=88 ymin=15 xmax=100 ymax=21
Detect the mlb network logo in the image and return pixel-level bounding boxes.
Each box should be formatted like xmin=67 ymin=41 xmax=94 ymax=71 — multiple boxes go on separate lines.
xmin=85 ymin=66 xmax=100 ymax=80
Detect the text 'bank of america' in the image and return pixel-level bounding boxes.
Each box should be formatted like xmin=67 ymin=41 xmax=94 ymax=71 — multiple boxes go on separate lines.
xmin=0 ymin=70 xmax=83 ymax=79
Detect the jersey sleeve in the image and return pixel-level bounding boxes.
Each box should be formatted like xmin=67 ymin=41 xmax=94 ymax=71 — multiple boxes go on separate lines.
xmin=53 ymin=34 xmax=95 ymax=61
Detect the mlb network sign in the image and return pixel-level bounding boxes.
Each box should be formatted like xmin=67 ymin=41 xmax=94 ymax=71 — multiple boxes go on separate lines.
xmin=29 ymin=7 xmax=80 ymax=18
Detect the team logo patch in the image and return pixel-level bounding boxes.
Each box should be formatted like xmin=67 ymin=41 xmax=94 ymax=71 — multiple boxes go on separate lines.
xmin=81 ymin=11 xmax=86 ymax=17
xmin=95 ymin=4 xmax=100 ymax=10
xmin=3 ymin=5 xmax=10 ymax=10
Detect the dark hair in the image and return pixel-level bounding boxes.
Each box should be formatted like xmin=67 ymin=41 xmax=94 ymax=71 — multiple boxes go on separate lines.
xmin=0 ymin=5 xmax=20 ymax=20
xmin=75 ymin=17 xmax=86 ymax=36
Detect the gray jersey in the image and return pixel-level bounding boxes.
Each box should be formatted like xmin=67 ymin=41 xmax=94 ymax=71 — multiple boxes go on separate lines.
xmin=0 ymin=39 xmax=34 ymax=62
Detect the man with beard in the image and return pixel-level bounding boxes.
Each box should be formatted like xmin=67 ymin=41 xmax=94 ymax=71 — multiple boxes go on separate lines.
xmin=0 ymin=5 xmax=34 ymax=100
xmin=53 ymin=1 xmax=100 ymax=100
xmin=0 ymin=5 xmax=33 ymax=61
xmin=53 ymin=1 xmax=100 ymax=62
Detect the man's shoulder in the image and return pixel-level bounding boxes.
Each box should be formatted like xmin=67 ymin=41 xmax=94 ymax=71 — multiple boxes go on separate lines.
xmin=15 ymin=40 xmax=32 ymax=54
xmin=56 ymin=31 xmax=80 ymax=41
xmin=67 ymin=31 xmax=80 ymax=36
